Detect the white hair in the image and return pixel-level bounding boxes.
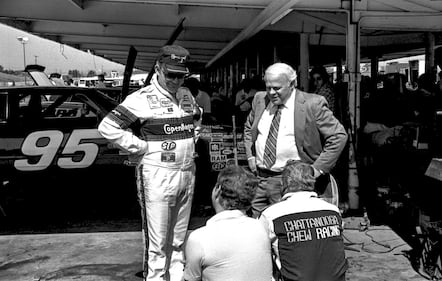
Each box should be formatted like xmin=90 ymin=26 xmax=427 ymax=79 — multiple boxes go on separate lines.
xmin=264 ymin=62 xmax=297 ymax=84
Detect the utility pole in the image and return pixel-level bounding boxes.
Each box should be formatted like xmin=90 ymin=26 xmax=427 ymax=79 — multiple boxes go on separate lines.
xmin=34 ymin=55 xmax=38 ymax=64
xmin=17 ymin=36 xmax=29 ymax=84
xmin=17 ymin=36 xmax=29 ymax=68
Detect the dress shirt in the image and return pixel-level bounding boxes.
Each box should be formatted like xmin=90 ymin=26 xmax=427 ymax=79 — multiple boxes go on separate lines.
xmin=256 ymin=90 xmax=300 ymax=172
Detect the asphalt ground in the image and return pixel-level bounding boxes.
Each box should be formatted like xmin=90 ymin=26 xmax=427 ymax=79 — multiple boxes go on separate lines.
xmin=0 ymin=217 xmax=427 ymax=281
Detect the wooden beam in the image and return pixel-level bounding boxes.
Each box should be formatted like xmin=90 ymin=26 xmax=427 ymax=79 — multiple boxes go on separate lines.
xmin=206 ymin=0 xmax=301 ymax=67
xmin=294 ymin=12 xmax=346 ymax=34
xmin=360 ymin=14 xmax=442 ymax=31
xmin=371 ymin=0 xmax=437 ymax=12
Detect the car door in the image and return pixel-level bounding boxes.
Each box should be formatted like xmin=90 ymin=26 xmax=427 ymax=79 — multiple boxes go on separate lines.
xmin=0 ymin=87 xmax=137 ymax=230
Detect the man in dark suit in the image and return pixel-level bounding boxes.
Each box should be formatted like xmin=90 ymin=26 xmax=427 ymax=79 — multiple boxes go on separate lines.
xmin=244 ymin=62 xmax=348 ymax=217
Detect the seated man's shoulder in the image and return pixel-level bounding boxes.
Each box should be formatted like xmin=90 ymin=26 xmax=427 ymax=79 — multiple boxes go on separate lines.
xmin=260 ymin=200 xmax=287 ymax=219
xmin=263 ymin=196 xmax=340 ymax=219
xmin=187 ymin=226 xmax=208 ymax=243
xmin=313 ymin=197 xmax=341 ymax=213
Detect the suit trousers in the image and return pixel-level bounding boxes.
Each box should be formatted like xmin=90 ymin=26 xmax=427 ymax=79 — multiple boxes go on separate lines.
xmin=251 ymin=170 xmax=283 ymax=218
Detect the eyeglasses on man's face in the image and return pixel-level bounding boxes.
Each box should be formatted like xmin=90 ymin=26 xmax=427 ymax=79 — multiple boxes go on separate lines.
xmin=161 ymin=68 xmax=186 ymax=80
xmin=266 ymin=83 xmax=290 ymax=93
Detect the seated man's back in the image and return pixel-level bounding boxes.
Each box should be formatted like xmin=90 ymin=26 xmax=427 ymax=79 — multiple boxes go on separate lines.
xmin=184 ymin=166 xmax=272 ymax=281
xmin=260 ymin=160 xmax=348 ymax=281
xmin=185 ymin=210 xmax=271 ymax=281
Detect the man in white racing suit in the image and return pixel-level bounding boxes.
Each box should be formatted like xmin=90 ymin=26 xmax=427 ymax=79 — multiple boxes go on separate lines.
xmin=98 ymin=45 xmax=201 ymax=281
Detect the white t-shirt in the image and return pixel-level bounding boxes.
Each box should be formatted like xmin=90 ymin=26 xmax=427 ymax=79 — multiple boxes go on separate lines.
xmin=184 ymin=210 xmax=272 ymax=281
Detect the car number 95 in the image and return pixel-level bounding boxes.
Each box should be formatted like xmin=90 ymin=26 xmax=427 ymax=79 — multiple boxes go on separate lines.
xmin=14 ymin=129 xmax=102 ymax=171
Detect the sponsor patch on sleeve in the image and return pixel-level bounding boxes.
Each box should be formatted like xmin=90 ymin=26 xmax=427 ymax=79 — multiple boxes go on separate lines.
xmin=180 ymin=101 xmax=194 ymax=113
xmin=160 ymin=98 xmax=172 ymax=107
xmin=147 ymin=95 xmax=161 ymax=109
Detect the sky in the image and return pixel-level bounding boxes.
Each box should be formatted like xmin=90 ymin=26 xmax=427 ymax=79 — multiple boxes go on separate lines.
xmin=0 ymin=23 xmax=126 ymax=76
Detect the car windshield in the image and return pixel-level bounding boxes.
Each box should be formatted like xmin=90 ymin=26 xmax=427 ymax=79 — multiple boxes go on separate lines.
xmin=28 ymin=70 xmax=54 ymax=86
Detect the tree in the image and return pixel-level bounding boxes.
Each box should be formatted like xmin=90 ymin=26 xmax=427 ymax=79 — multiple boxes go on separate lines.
xmin=68 ymin=69 xmax=81 ymax=77
xmin=87 ymin=70 xmax=96 ymax=77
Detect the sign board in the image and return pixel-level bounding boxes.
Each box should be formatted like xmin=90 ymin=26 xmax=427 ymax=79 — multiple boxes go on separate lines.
xmin=200 ymin=124 xmax=247 ymax=171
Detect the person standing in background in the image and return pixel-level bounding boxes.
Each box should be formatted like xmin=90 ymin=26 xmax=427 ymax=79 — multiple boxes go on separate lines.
xmin=96 ymin=74 xmax=106 ymax=87
xmin=310 ymin=65 xmax=336 ymax=114
xmin=211 ymin=83 xmax=234 ymax=124
xmin=98 ymin=45 xmax=201 ymax=281
xmin=185 ymin=77 xmax=212 ymax=120
xmin=244 ymin=62 xmax=347 ymax=218
xmin=234 ymin=78 xmax=258 ymax=125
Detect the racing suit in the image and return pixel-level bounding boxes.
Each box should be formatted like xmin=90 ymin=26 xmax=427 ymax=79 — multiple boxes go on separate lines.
xmin=98 ymin=74 xmax=200 ymax=281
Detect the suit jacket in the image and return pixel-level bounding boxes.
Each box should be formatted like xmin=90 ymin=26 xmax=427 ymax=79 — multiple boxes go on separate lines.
xmin=243 ymin=89 xmax=348 ymax=173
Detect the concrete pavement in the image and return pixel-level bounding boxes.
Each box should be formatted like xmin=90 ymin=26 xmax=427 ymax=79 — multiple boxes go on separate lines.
xmin=0 ymin=218 xmax=427 ymax=281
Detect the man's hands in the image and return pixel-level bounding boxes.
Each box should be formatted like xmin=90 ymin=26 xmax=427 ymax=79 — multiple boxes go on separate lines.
xmin=311 ymin=166 xmax=323 ymax=178
xmin=248 ymin=156 xmax=257 ymax=174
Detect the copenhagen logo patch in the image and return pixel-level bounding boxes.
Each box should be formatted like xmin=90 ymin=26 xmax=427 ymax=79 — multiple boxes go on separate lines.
xmin=161 ymin=140 xmax=176 ymax=151
xmin=163 ymin=123 xmax=194 ymax=135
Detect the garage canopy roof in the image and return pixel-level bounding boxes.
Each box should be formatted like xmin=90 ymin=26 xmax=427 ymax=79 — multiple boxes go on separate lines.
xmin=1 ymin=0 xmax=441 ymax=71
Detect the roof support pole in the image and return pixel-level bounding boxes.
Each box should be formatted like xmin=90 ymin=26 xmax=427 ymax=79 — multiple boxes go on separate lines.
xmin=346 ymin=16 xmax=360 ymax=144
xmin=224 ymin=66 xmax=228 ymax=100
xmin=236 ymin=61 xmax=240 ymax=85
xmin=299 ymin=33 xmax=310 ymax=91
xmin=230 ymin=63 xmax=234 ymax=93
xmin=336 ymin=59 xmax=343 ymax=83
xmin=273 ymin=45 xmax=278 ymax=63
xmin=346 ymin=7 xmax=361 ymax=211
xmin=370 ymin=55 xmax=379 ymax=92
xmin=425 ymin=32 xmax=435 ymax=74
xmin=244 ymin=56 xmax=249 ymax=79
xmin=218 ymin=67 xmax=222 ymax=87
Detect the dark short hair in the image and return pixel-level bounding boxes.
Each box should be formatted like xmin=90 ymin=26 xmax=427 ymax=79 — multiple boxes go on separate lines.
xmin=184 ymin=77 xmax=200 ymax=95
xmin=216 ymin=166 xmax=258 ymax=211
xmin=282 ymin=160 xmax=315 ymax=194
xmin=310 ymin=65 xmax=330 ymax=82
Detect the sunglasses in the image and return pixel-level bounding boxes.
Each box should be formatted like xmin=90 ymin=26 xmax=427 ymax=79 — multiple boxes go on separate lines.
xmin=162 ymin=68 xmax=186 ymax=80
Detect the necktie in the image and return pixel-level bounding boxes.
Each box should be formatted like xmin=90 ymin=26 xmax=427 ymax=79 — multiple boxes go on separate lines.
xmin=263 ymin=106 xmax=281 ymax=169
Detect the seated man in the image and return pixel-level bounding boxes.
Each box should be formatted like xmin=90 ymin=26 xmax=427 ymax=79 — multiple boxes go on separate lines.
xmin=183 ymin=166 xmax=272 ymax=281
xmin=259 ymin=160 xmax=348 ymax=281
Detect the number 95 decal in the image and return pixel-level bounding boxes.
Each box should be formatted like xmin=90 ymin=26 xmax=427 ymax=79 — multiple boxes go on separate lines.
xmin=14 ymin=129 xmax=102 ymax=171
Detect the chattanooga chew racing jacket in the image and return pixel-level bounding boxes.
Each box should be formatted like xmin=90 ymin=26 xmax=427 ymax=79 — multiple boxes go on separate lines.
xmin=260 ymin=191 xmax=348 ymax=281
xmin=98 ymin=74 xmax=201 ymax=281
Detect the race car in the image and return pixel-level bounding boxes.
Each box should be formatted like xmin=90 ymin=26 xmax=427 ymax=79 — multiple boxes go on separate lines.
xmin=0 ymin=85 xmax=139 ymax=232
